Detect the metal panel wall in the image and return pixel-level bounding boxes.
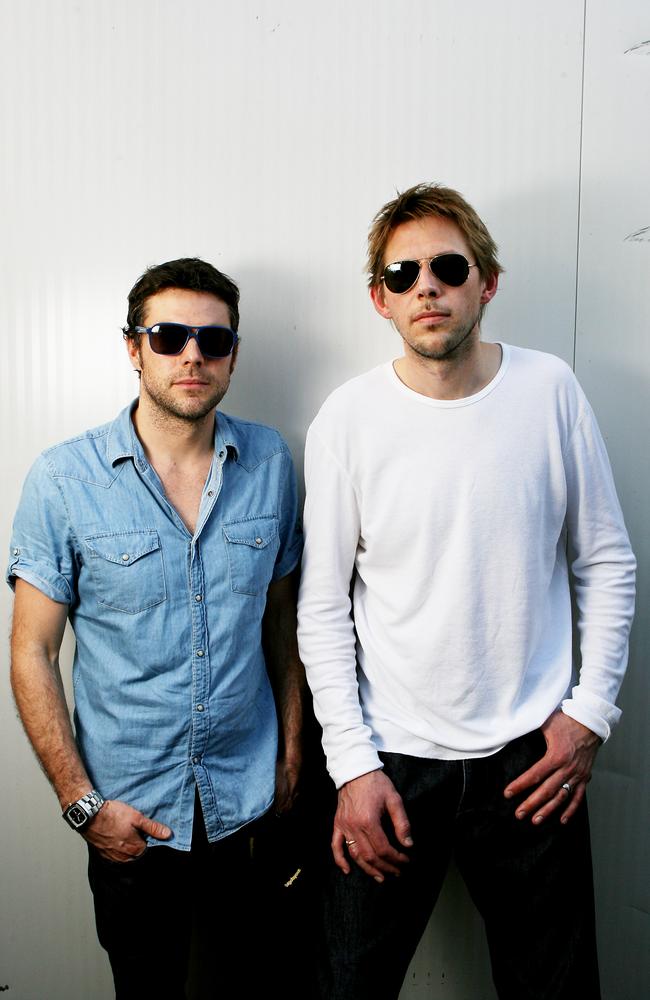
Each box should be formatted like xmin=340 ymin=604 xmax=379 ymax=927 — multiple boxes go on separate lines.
xmin=574 ymin=5 xmax=650 ymax=998
xmin=0 ymin=2 xmax=645 ymax=997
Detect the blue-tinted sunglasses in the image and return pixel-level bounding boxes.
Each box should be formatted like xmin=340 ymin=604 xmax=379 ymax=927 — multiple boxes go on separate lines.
xmin=128 ymin=322 xmax=239 ymax=359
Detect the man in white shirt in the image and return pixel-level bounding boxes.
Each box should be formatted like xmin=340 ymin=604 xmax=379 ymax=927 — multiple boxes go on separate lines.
xmin=297 ymin=184 xmax=636 ymax=999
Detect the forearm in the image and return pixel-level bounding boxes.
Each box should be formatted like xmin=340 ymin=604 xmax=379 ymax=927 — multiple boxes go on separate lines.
xmin=11 ymin=580 xmax=91 ymax=808
xmin=270 ymin=651 xmax=304 ymax=766
xmin=263 ymin=572 xmax=305 ymax=764
xmin=11 ymin=647 xmax=91 ymax=808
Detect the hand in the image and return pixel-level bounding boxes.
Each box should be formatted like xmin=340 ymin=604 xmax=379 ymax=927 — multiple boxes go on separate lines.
xmin=274 ymin=756 xmax=301 ymax=815
xmin=332 ymin=770 xmax=413 ymax=883
xmin=504 ymin=711 xmax=601 ymax=825
xmin=83 ymin=799 xmax=172 ymax=861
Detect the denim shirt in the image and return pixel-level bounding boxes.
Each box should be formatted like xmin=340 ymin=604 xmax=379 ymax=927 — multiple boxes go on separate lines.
xmin=7 ymin=402 xmax=302 ymax=849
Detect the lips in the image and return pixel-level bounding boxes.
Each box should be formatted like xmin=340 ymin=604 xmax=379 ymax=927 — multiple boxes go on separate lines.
xmin=413 ymin=310 xmax=450 ymax=322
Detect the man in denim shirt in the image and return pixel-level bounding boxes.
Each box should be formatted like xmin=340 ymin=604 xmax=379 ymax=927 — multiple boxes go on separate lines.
xmin=8 ymin=258 xmax=304 ymax=997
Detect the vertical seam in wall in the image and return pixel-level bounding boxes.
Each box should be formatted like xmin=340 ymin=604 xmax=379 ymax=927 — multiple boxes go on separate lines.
xmin=573 ymin=0 xmax=588 ymax=373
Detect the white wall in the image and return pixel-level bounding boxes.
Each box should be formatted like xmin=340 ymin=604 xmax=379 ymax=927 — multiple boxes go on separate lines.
xmin=0 ymin=2 xmax=647 ymax=997
xmin=574 ymin=5 xmax=650 ymax=997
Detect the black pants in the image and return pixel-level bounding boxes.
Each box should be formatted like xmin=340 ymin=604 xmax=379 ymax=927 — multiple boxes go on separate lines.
xmin=87 ymin=800 xmax=258 ymax=1000
xmin=318 ymin=732 xmax=601 ymax=1000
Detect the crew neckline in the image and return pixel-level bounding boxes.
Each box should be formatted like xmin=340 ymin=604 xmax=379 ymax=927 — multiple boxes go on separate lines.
xmin=386 ymin=342 xmax=510 ymax=408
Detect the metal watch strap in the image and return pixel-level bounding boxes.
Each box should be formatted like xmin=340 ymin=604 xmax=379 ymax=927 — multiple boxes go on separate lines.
xmin=62 ymin=789 xmax=105 ymax=830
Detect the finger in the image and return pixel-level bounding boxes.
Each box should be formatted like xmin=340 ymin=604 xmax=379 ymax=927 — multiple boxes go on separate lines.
xmin=560 ymin=784 xmax=585 ymax=824
xmin=514 ymin=772 xmax=572 ymax=820
xmin=530 ymin=786 xmax=573 ymax=824
xmin=333 ymin=825 xmax=390 ymax=880
xmin=385 ymin=795 xmax=414 ymax=849
xmin=504 ymin=757 xmax=556 ymax=799
xmin=351 ymin=828 xmax=409 ymax=879
xmin=136 ymin=814 xmax=172 ymax=840
xmin=334 ymin=821 xmax=404 ymax=881
xmin=332 ymin=829 xmax=351 ymax=874
xmin=529 ymin=777 xmax=586 ymax=825
xmin=346 ymin=839 xmax=392 ymax=882
xmin=101 ymin=846 xmax=146 ymax=863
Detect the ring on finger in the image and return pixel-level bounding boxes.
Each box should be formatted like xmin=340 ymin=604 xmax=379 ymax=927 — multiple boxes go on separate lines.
xmin=345 ymin=839 xmax=357 ymax=846
xmin=561 ymin=782 xmax=572 ymax=795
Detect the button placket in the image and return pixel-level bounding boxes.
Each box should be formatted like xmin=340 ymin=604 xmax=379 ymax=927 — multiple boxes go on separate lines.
xmin=189 ymin=540 xmax=210 ymax=764
xmin=195 ymin=448 xmax=225 ymax=539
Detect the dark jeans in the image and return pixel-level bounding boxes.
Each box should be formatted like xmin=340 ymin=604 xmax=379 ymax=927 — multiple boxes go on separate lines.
xmin=318 ymin=731 xmax=601 ymax=1000
xmin=87 ymin=799 xmax=258 ymax=1000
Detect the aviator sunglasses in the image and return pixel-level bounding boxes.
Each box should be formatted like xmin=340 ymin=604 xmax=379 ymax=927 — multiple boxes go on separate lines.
xmin=382 ymin=253 xmax=477 ymax=295
xmin=128 ymin=322 xmax=239 ymax=359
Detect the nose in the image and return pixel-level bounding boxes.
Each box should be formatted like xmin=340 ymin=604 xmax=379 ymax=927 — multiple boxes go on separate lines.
xmin=180 ymin=331 xmax=205 ymax=363
xmin=415 ymin=259 xmax=441 ymax=298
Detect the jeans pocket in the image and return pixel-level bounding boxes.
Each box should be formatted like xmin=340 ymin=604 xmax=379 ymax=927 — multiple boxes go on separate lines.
xmin=85 ymin=529 xmax=167 ymax=613
xmin=223 ymin=515 xmax=279 ymax=596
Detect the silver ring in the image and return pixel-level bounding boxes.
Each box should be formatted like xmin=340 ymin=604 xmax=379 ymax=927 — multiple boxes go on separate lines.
xmin=345 ymin=839 xmax=357 ymax=846
xmin=561 ymin=782 xmax=572 ymax=795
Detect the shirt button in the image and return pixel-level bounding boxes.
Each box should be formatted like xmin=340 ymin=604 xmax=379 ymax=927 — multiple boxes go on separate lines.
xmin=218 ymin=450 xmax=225 ymax=459
xmin=121 ymin=553 xmax=129 ymax=561
xmin=255 ymin=537 xmax=263 ymax=546
xmin=13 ymin=548 xmax=20 ymax=556
xmin=196 ymin=649 xmax=204 ymax=657
xmin=195 ymin=594 xmax=203 ymax=602
xmin=192 ymin=756 xmax=200 ymax=765
xmin=196 ymin=704 xmax=204 ymax=712
xmin=207 ymin=490 xmax=214 ymax=497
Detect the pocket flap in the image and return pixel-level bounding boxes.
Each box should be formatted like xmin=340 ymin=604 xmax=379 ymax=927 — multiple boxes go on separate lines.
xmin=222 ymin=517 xmax=278 ymax=550
xmin=85 ymin=530 xmax=161 ymax=566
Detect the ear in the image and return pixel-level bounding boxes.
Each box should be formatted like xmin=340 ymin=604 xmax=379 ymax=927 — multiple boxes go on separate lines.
xmin=480 ymin=272 xmax=499 ymax=305
xmin=229 ymin=342 xmax=239 ymax=375
xmin=124 ymin=333 xmax=142 ymax=371
xmin=370 ymin=283 xmax=392 ymax=320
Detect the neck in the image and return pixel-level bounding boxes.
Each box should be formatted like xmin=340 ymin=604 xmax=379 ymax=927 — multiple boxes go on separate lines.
xmin=394 ymin=338 xmax=502 ymax=401
xmin=131 ymin=395 xmax=216 ymax=468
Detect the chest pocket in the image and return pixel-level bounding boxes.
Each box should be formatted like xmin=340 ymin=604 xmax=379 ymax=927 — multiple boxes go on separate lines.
xmin=84 ymin=530 xmax=167 ymax=614
xmin=223 ymin=516 xmax=280 ymax=596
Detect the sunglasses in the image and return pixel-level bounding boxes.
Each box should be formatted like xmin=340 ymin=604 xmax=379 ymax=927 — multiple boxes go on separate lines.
xmin=131 ymin=323 xmax=239 ymax=359
xmin=382 ymin=253 xmax=477 ymax=294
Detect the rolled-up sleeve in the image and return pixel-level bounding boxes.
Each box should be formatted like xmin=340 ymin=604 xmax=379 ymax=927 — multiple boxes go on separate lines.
xmin=271 ymin=447 xmax=303 ymax=581
xmin=7 ymin=455 xmax=77 ymax=605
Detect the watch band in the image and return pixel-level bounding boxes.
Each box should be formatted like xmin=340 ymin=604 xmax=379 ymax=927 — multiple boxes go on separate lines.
xmin=62 ymin=789 xmax=105 ymax=831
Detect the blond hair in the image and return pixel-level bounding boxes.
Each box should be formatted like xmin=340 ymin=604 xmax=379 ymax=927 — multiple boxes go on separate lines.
xmin=366 ymin=183 xmax=503 ymax=289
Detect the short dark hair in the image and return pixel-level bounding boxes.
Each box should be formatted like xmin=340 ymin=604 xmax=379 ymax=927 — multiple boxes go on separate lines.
xmin=124 ymin=258 xmax=240 ymax=344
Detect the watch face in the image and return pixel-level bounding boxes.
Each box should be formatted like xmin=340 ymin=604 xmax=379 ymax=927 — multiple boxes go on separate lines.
xmin=66 ymin=804 xmax=88 ymax=828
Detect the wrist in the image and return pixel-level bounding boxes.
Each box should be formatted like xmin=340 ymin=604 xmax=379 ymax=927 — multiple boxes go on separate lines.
xmin=62 ymin=789 xmax=105 ymax=831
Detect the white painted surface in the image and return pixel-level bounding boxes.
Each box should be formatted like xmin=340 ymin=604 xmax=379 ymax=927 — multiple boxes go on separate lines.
xmin=574 ymin=5 xmax=650 ymax=999
xmin=0 ymin=2 xmax=646 ymax=997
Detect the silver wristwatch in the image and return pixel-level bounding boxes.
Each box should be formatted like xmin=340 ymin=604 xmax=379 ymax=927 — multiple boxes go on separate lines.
xmin=62 ymin=790 xmax=105 ymax=831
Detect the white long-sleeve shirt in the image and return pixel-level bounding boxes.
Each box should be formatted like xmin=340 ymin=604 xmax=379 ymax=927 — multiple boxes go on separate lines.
xmin=297 ymin=344 xmax=636 ymax=789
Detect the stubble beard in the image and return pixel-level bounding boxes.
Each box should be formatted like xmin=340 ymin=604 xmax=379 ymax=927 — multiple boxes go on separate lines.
xmin=404 ymin=309 xmax=481 ymax=363
xmin=139 ymin=364 xmax=231 ymax=427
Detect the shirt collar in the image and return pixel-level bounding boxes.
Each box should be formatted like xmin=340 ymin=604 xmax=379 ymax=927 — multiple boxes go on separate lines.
xmin=213 ymin=410 xmax=241 ymax=462
xmin=105 ymin=400 xmax=241 ymax=467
